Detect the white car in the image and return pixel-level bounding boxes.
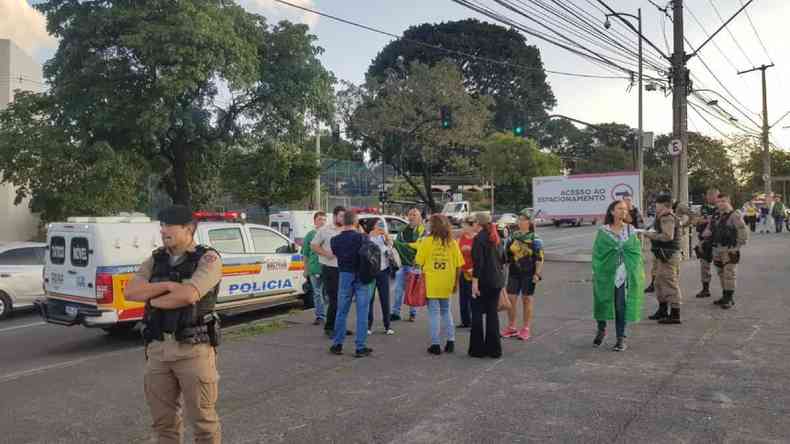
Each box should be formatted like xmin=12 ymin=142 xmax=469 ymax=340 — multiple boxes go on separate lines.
xmin=0 ymin=242 xmax=47 ymax=319
xmin=496 ymin=213 xmax=518 ymax=226
xmin=356 ymin=214 xmax=409 ymax=236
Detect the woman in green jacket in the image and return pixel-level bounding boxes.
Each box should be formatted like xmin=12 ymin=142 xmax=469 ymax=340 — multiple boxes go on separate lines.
xmin=592 ymin=200 xmax=645 ymax=352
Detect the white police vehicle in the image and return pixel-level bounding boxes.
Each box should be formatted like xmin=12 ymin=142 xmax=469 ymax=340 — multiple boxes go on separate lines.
xmin=37 ymin=211 xmax=305 ymax=334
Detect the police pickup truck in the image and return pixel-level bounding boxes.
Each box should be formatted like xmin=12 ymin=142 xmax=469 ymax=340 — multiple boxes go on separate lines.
xmin=36 ymin=212 xmax=305 ymax=334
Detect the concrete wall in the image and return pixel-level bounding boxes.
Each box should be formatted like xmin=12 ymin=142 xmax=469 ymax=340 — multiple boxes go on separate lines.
xmin=0 ymin=39 xmax=44 ymax=242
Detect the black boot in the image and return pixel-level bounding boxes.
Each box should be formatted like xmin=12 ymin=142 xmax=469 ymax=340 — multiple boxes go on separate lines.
xmin=713 ymin=291 xmax=726 ymax=305
xmin=659 ymin=307 xmax=682 ymax=324
xmin=645 ymin=279 xmax=655 ymax=293
xmin=696 ymin=282 xmax=711 ymax=298
xmin=720 ymin=290 xmax=735 ymax=309
xmin=444 ymin=341 xmax=455 ymax=353
xmin=593 ymin=329 xmax=606 ymax=348
xmin=612 ymin=337 xmax=627 ymax=352
xmin=648 ymin=303 xmax=669 ymax=320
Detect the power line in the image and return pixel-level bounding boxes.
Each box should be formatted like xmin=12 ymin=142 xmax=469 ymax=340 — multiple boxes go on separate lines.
xmin=707 ymin=0 xmax=754 ymax=67
xmin=738 ymin=0 xmax=772 ymax=63
xmin=686 ymin=5 xmax=744 ymax=74
xmin=271 ymin=0 xmax=629 ymax=80
xmin=688 ymin=101 xmax=733 ymax=140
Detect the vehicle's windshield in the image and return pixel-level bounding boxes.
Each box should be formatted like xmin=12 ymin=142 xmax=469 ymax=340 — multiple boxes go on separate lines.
xmin=443 ymin=203 xmax=465 ymax=213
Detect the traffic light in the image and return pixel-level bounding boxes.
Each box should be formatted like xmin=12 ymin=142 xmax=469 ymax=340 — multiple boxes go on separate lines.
xmin=513 ymin=115 xmax=526 ymax=137
xmin=331 ymin=125 xmax=341 ymax=144
xmin=440 ymin=106 xmax=452 ymax=129
xmin=379 ymin=190 xmax=389 ymax=202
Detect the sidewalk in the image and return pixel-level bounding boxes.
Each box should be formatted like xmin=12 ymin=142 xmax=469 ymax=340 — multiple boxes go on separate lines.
xmin=2 ymin=235 xmax=789 ymax=443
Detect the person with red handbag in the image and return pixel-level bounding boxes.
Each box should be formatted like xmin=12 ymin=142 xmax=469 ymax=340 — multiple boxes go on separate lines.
xmin=456 ymin=216 xmax=479 ymax=328
xmin=470 ymin=212 xmax=506 ymax=359
xmin=391 ymin=208 xmax=426 ymax=322
xmin=415 ymin=214 xmax=464 ymax=355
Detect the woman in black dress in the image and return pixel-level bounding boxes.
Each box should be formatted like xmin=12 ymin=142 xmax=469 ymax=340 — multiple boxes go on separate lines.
xmin=469 ymin=213 xmax=506 ymax=358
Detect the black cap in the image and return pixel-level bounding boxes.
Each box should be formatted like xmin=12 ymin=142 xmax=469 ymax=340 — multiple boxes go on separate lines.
xmin=158 ymin=205 xmax=193 ymax=225
xmin=655 ymin=193 xmax=673 ymax=204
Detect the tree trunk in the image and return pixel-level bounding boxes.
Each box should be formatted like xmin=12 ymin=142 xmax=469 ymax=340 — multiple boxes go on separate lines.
xmin=171 ymin=143 xmax=191 ymax=206
xmin=421 ymin=152 xmax=438 ymax=213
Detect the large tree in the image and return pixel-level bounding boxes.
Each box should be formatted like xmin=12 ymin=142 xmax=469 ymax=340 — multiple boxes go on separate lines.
xmin=32 ymin=0 xmax=334 ymax=207
xmin=367 ymin=19 xmax=555 ymax=133
xmin=340 ymin=61 xmax=493 ymax=212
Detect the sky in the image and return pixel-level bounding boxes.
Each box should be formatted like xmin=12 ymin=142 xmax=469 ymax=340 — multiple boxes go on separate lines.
xmin=5 ymin=0 xmax=790 ymax=149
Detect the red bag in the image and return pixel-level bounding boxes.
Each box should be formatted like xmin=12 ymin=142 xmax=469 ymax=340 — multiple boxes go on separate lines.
xmin=404 ymin=271 xmax=427 ymax=307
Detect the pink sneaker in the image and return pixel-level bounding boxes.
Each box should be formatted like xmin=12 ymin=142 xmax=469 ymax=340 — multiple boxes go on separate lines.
xmin=517 ymin=327 xmax=531 ymax=341
xmin=501 ymin=326 xmax=519 ymax=338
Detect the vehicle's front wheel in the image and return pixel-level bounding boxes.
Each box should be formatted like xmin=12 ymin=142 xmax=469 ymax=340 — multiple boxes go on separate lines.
xmin=0 ymin=292 xmax=12 ymax=320
xmin=554 ymin=220 xmax=561 ymax=227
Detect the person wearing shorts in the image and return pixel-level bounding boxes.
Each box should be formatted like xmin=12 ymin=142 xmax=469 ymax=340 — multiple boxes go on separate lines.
xmin=502 ymin=212 xmax=544 ymax=341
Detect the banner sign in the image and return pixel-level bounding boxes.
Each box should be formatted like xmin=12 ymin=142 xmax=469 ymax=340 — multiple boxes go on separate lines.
xmin=532 ymin=172 xmax=641 ymax=219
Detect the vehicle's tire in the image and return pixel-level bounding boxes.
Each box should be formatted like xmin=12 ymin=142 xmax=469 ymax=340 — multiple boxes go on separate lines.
xmin=102 ymin=323 xmax=136 ymax=337
xmin=592 ymin=219 xmax=598 ymax=225
xmin=0 ymin=292 xmax=12 ymax=320
xmin=554 ymin=220 xmax=561 ymax=228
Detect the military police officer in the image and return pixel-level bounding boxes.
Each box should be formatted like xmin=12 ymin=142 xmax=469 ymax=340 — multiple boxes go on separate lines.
xmin=709 ymin=193 xmax=749 ymax=309
xmin=126 ymin=205 xmax=223 ymax=444
xmin=644 ymin=193 xmax=683 ymax=324
xmin=693 ymin=188 xmax=720 ymax=298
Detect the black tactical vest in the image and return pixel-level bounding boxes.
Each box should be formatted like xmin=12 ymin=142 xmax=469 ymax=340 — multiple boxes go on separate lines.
xmin=144 ymin=245 xmax=220 ymax=335
xmin=651 ymin=213 xmax=680 ymax=252
xmin=711 ymin=211 xmax=738 ymax=247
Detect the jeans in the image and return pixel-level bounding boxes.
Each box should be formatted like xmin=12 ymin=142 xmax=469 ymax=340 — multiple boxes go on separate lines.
xmin=322 ymin=266 xmax=339 ymax=332
xmin=775 ymin=217 xmax=785 ymax=233
xmin=458 ymin=276 xmax=472 ymax=326
xmin=368 ymin=268 xmax=391 ymax=330
xmin=391 ymin=266 xmax=418 ymax=317
xmin=428 ymin=299 xmax=455 ymax=345
xmin=333 ymin=272 xmax=372 ymax=350
xmin=597 ymin=285 xmax=627 ymax=338
xmin=469 ymin=286 xmax=502 ymax=358
xmin=309 ymin=274 xmax=326 ymax=320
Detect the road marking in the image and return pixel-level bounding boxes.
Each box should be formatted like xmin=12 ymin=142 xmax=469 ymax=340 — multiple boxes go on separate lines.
xmin=0 ymin=347 xmax=139 ymax=384
xmin=0 ymin=321 xmax=46 ymax=333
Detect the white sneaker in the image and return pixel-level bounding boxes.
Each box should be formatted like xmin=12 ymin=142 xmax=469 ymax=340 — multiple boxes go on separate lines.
xmin=385 ymin=329 xmax=395 ymax=335
xmin=367 ymin=329 xmax=373 ymax=335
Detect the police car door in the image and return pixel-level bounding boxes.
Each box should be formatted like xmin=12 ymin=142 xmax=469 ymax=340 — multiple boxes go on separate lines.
xmin=246 ymin=226 xmax=302 ymax=298
xmin=203 ymin=225 xmax=253 ymax=303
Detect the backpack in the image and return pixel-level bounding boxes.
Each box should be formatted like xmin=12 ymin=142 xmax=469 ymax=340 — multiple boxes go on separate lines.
xmin=358 ymin=239 xmax=381 ymax=284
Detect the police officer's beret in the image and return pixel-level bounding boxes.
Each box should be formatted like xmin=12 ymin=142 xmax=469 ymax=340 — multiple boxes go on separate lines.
xmin=158 ymin=205 xmax=193 ymax=225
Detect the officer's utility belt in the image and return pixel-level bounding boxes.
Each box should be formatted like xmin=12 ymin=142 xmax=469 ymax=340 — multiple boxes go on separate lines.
xmin=713 ymin=250 xmax=740 ymax=267
xmin=145 ymin=313 xmax=221 ymax=347
xmin=652 ymin=248 xmax=677 ymax=263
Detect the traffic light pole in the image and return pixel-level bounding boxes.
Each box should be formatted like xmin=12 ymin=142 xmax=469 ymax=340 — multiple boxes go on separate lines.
xmin=314 ymin=120 xmax=321 ymax=210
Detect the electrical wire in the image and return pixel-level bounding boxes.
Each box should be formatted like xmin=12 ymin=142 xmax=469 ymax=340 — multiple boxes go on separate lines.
xmin=686 ymin=4 xmax=744 ymax=74
xmin=688 ymin=101 xmax=734 ymax=140
xmin=707 ymin=0 xmax=754 ymax=67
xmin=271 ymin=0 xmax=630 ymax=80
xmin=738 ymin=0 xmax=772 ymax=63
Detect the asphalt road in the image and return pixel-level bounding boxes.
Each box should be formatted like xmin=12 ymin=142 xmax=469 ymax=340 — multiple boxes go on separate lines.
xmin=0 ymin=224 xmax=599 ymax=382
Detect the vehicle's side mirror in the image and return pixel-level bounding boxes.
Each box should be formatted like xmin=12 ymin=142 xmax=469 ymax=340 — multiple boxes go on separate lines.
xmin=289 ymin=243 xmax=298 ymax=254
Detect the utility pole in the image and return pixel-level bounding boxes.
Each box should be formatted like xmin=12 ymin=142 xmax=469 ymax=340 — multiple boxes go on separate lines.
xmin=314 ymin=120 xmax=321 ymax=210
xmin=671 ymin=0 xmax=689 ymax=212
xmin=738 ymin=63 xmax=775 ymax=194
xmin=637 ymin=8 xmax=644 ymax=212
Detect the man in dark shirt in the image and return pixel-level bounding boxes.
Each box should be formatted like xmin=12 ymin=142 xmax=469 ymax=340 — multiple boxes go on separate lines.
xmin=329 ymin=212 xmax=373 ymax=358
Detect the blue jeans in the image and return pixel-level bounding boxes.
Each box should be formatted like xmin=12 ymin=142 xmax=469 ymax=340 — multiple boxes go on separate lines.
xmin=368 ymin=268 xmax=391 ymax=330
xmin=597 ymin=285 xmax=627 ymax=338
xmin=333 ymin=272 xmax=372 ymax=350
xmin=428 ymin=299 xmax=455 ymax=345
xmin=392 ymin=266 xmax=418 ymax=317
xmin=309 ymin=274 xmax=325 ymax=320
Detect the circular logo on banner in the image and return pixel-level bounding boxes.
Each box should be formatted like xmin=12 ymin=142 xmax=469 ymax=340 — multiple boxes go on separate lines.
xmin=611 ymin=183 xmax=635 ymax=201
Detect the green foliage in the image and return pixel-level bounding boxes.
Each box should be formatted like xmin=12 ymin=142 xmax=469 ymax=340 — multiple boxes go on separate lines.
xmin=367 ymin=19 xmax=556 ymax=133
xmin=574 ymin=146 xmax=631 ymax=174
xmin=734 ymin=136 xmax=790 ymax=194
xmin=341 ymin=61 xmax=493 ymax=211
xmin=480 ymin=133 xmax=561 ymax=211
xmin=0 ymin=92 xmax=146 ymax=223
xmin=30 ymin=0 xmax=334 ymax=206
xmin=221 ymin=138 xmax=320 ymax=215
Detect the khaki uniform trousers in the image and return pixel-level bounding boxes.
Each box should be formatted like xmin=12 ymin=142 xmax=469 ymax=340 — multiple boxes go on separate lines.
xmin=655 ymin=253 xmax=682 ymax=307
xmin=713 ymin=247 xmax=738 ymax=291
xmin=145 ymin=339 xmax=221 ymax=444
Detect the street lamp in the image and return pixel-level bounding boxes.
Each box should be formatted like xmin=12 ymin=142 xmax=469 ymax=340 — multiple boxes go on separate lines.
xmin=604 ymin=8 xmax=643 ymax=210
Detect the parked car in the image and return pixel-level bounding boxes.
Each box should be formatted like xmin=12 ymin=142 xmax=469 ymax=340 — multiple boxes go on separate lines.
xmin=0 ymin=242 xmax=47 ymax=319
xmin=553 ymin=217 xmax=597 ymax=227
xmin=356 ymin=214 xmax=409 ymax=236
xmin=496 ymin=213 xmax=518 ymax=226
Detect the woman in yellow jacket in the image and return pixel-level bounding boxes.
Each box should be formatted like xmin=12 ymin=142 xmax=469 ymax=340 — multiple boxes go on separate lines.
xmin=415 ymin=214 xmax=465 ymax=355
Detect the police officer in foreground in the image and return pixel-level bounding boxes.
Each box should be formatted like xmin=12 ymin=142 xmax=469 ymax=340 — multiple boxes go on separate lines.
xmin=693 ymin=188 xmax=720 ymax=298
xmin=644 ymin=193 xmax=683 ymax=324
xmin=126 ymin=205 xmax=223 ymax=444
xmin=709 ymin=193 xmax=748 ymax=309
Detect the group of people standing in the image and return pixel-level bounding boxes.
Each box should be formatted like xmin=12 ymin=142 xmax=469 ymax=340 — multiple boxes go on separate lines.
xmin=743 ymin=193 xmax=786 ymax=234
xmin=301 ymin=206 xmax=545 ymax=359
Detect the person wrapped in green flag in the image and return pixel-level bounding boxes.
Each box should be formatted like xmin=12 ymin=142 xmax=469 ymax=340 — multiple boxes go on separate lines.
xmin=592 ymin=200 xmax=645 ymax=352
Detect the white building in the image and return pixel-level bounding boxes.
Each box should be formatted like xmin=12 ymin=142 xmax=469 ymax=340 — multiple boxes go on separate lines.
xmin=0 ymin=39 xmax=44 ymax=242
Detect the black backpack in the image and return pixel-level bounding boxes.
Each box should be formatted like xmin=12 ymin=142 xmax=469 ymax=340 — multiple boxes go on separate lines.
xmin=358 ymin=239 xmax=381 ymax=284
